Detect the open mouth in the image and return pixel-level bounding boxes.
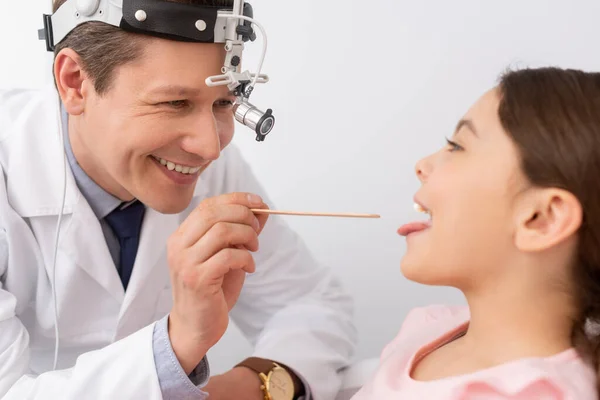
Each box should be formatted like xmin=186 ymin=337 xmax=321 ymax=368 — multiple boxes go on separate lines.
xmin=152 ymin=155 xmax=202 ymax=175
xmin=397 ymin=201 xmax=432 ymax=237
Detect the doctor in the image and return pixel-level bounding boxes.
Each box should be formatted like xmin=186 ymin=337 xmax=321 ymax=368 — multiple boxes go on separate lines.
xmin=0 ymin=0 xmax=356 ymax=399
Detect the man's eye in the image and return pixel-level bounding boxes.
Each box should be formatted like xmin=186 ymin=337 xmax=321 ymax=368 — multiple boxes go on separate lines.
xmin=163 ymin=100 xmax=188 ymax=108
xmin=215 ymin=99 xmax=235 ymax=108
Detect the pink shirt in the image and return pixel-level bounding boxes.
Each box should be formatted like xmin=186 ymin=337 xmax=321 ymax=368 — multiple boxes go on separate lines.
xmin=352 ymin=305 xmax=597 ymax=400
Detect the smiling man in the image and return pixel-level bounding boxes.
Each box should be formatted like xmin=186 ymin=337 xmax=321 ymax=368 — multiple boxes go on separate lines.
xmin=0 ymin=1 xmax=356 ymax=399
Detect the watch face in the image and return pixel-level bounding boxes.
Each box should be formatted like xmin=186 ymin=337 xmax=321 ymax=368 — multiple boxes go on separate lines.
xmin=267 ymin=367 xmax=294 ymax=400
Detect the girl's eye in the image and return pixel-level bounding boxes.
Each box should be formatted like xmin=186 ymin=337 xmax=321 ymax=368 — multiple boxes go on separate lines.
xmin=445 ymin=137 xmax=464 ymax=152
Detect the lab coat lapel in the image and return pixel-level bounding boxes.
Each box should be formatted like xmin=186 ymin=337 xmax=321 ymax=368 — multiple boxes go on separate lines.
xmin=61 ymin=195 xmax=126 ymax=304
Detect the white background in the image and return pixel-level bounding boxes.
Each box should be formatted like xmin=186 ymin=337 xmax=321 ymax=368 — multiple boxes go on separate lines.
xmin=2 ymin=0 xmax=600 ymax=374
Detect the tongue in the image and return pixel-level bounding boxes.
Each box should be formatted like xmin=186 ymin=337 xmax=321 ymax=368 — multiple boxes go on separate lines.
xmin=397 ymin=221 xmax=431 ymax=236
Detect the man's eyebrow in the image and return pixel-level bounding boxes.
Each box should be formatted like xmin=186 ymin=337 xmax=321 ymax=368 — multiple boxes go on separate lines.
xmin=454 ymin=119 xmax=479 ymax=137
xmin=148 ymin=85 xmax=201 ymax=97
xmin=147 ymin=85 xmax=235 ymax=97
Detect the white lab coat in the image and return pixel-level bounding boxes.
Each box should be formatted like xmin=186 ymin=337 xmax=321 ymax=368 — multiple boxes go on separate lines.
xmin=0 ymin=85 xmax=357 ymax=400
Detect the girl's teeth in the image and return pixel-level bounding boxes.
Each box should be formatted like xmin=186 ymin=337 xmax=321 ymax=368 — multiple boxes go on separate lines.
xmin=154 ymin=156 xmax=201 ymax=175
xmin=414 ymin=203 xmax=432 ymax=219
xmin=414 ymin=203 xmax=427 ymax=213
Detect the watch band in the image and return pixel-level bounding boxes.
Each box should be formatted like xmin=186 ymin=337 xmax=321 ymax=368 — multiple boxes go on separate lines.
xmin=236 ymin=357 xmax=304 ymax=398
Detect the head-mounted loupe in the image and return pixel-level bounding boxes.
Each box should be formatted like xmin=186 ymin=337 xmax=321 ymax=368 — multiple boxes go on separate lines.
xmin=39 ymin=0 xmax=274 ymax=141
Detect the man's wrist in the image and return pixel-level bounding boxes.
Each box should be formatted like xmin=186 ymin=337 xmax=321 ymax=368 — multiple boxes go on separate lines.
xmin=229 ymin=366 xmax=264 ymax=400
xmin=203 ymin=367 xmax=263 ymax=400
xmin=235 ymin=357 xmax=305 ymax=399
xmin=167 ymin=314 xmax=209 ymax=375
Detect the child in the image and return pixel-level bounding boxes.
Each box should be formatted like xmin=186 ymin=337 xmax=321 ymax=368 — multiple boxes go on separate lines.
xmin=353 ymin=67 xmax=600 ymax=399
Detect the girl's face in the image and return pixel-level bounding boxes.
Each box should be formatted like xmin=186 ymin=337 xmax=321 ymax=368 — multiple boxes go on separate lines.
xmin=399 ymin=88 xmax=531 ymax=290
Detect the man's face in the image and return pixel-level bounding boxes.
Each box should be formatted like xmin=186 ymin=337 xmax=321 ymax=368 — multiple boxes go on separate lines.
xmin=71 ymin=38 xmax=236 ymax=213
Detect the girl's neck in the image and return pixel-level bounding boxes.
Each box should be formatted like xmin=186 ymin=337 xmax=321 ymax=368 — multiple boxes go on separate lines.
xmin=458 ymin=283 xmax=575 ymax=367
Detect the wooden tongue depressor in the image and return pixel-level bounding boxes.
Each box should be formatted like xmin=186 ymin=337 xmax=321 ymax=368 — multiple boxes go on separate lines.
xmin=250 ymin=209 xmax=380 ymax=219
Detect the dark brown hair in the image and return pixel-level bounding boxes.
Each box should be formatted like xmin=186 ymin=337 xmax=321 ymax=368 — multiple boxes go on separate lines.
xmin=52 ymin=0 xmax=233 ymax=94
xmin=498 ymin=67 xmax=600 ymax=391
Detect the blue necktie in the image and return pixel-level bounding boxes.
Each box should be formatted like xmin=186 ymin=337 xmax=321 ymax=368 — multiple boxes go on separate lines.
xmin=105 ymin=200 xmax=146 ymax=290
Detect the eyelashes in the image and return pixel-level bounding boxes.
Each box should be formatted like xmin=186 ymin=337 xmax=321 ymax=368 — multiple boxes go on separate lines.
xmin=445 ymin=137 xmax=464 ymax=152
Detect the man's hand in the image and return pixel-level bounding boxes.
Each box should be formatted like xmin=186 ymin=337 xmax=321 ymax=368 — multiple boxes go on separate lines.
xmin=166 ymin=192 xmax=269 ymax=374
xmin=202 ymin=367 xmax=264 ymax=400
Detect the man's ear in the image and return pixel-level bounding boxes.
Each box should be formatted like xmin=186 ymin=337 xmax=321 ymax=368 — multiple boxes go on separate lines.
xmin=54 ymin=48 xmax=91 ymax=116
xmin=514 ymin=188 xmax=582 ymax=252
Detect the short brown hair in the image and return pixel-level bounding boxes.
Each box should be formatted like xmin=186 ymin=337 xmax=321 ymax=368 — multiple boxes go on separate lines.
xmin=52 ymin=0 xmax=233 ymax=94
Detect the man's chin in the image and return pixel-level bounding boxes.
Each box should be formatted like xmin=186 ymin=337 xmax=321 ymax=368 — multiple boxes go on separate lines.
xmin=136 ymin=160 xmax=202 ymax=213
xmin=153 ymin=204 xmax=187 ymax=214
xmin=139 ymin=191 xmax=195 ymax=214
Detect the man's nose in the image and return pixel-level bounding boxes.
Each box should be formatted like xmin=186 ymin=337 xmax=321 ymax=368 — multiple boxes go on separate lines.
xmin=182 ymin=112 xmax=221 ymax=161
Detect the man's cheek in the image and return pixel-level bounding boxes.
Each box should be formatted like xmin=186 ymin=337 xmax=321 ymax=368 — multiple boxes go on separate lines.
xmin=219 ymin=128 xmax=235 ymax=150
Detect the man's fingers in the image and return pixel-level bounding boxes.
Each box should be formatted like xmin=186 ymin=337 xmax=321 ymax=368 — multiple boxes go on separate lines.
xmin=221 ymin=269 xmax=247 ymax=310
xmin=199 ymin=192 xmax=264 ymax=210
xmin=202 ymin=248 xmax=256 ymax=280
xmin=250 ymin=202 xmax=270 ymax=235
xmin=191 ymin=222 xmax=259 ymax=263
xmin=177 ymin=204 xmax=262 ymax=248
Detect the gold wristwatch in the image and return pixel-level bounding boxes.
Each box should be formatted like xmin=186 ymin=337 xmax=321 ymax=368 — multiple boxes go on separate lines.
xmin=236 ymin=357 xmax=297 ymax=400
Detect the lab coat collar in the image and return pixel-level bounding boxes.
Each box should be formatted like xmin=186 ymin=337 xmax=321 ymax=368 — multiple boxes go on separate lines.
xmin=5 ymin=83 xmax=80 ymax=218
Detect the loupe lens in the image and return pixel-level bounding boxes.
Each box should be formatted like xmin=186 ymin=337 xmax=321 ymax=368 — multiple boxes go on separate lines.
xmin=234 ymin=100 xmax=274 ymax=141
xmin=260 ymin=116 xmax=274 ymax=135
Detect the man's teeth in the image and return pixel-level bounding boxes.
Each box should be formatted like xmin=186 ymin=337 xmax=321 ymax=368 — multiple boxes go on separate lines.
xmin=154 ymin=156 xmax=201 ymax=175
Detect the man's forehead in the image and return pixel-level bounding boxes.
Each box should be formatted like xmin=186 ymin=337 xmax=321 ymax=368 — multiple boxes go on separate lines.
xmin=135 ymin=39 xmax=228 ymax=77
